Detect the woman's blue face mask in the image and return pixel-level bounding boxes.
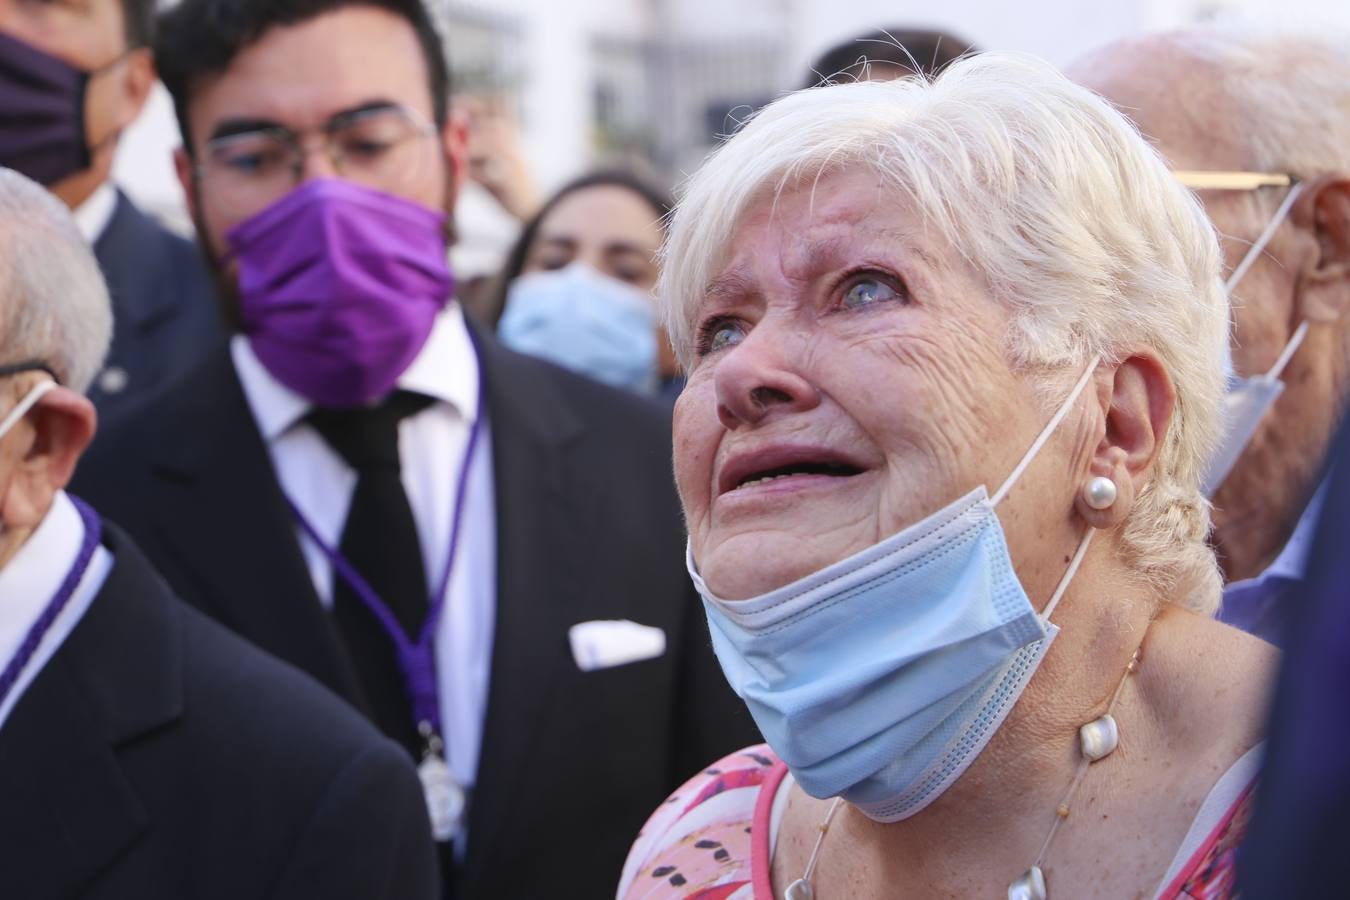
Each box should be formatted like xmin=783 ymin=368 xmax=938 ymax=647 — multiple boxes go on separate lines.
xmin=498 ymin=263 xmax=659 ymax=395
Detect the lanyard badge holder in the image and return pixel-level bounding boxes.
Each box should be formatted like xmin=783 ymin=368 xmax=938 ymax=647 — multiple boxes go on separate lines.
xmin=285 ymin=340 xmax=486 ymax=843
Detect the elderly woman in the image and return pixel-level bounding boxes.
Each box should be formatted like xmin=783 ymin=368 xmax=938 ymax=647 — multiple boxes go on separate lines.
xmin=618 ymin=54 xmax=1274 ymax=900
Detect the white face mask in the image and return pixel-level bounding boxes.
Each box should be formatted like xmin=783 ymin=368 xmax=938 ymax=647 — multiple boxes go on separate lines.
xmin=0 ymin=377 xmax=58 ymax=540
xmin=1202 ymin=183 xmax=1306 ymax=498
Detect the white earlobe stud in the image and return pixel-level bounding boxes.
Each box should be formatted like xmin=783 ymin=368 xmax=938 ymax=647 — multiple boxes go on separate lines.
xmin=1083 ymin=476 xmax=1117 ymax=510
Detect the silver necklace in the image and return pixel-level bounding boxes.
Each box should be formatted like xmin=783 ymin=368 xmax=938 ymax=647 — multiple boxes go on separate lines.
xmin=784 ymin=641 xmax=1145 ymax=900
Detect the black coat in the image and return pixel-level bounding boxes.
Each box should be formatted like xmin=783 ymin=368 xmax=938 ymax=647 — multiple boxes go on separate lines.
xmin=72 ymin=328 xmax=760 ymax=899
xmin=0 ymin=521 xmax=439 ymax=900
xmin=89 ymin=191 xmax=225 ymax=415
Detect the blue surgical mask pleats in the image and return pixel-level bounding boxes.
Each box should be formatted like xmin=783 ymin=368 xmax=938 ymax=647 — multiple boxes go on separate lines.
xmin=697 ymin=487 xmax=1055 ymax=821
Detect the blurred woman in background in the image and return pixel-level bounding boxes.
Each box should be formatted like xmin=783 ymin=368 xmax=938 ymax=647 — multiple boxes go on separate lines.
xmin=485 ymin=170 xmax=682 ymax=398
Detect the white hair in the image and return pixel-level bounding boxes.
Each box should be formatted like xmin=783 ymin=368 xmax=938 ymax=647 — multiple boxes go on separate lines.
xmin=0 ymin=169 xmax=112 ymax=394
xmin=661 ymin=53 xmax=1228 ymax=612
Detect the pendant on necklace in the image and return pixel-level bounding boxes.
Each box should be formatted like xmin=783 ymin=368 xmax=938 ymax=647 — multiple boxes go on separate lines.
xmin=1008 ymin=865 xmax=1046 ymax=900
xmin=1079 ymin=714 xmax=1120 ymax=762
xmin=784 ymin=878 xmax=815 ymax=900
xmin=418 ymin=745 xmax=466 ymax=842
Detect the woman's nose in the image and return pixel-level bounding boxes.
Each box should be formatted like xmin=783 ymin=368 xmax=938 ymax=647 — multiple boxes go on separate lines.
xmin=714 ymin=325 xmax=821 ymax=430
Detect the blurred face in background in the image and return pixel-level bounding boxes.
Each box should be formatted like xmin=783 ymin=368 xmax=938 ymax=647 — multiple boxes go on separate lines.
xmin=0 ymin=0 xmax=154 ymax=208
xmin=522 ymin=184 xmax=673 ymax=375
xmin=523 ymin=184 xmax=663 ymax=292
xmin=176 ymin=6 xmax=464 ymax=262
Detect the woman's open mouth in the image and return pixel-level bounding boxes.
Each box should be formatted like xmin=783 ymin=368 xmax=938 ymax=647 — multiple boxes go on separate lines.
xmin=718 ymin=444 xmax=867 ymax=496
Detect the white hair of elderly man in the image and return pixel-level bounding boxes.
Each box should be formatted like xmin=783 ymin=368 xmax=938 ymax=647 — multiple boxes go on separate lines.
xmin=0 ymin=168 xmax=112 ymax=395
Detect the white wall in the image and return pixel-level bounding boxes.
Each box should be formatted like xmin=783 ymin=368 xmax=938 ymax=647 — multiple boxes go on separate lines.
xmin=786 ymin=0 xmax=1143 ymax=75
xmin=113 ymin=0 xmax=1350 ymax=231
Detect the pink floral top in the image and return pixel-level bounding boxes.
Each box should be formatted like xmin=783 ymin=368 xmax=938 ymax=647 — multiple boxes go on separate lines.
xmin=618 ymin=745 xmax=1258 ymax=900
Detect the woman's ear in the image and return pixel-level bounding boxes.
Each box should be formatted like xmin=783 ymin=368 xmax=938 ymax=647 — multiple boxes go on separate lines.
xmin=1074 ymin=354 xmax=1174 ymax=529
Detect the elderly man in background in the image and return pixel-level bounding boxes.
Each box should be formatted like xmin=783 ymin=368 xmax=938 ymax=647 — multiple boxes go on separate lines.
xmin=1070 ymin=31 xmax=1350 ymax=645
xmin=0 ymin=0 xmax=224 ymax=413
xmin=0 ymin=168 xmax=437 ymax=899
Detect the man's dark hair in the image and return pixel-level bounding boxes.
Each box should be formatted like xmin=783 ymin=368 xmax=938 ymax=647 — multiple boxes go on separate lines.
xmin=122 ymin=0 xmax=157 ymax=48
xmin=804 ymin=27 xmax=978 ymax=89
xmin=155 ymin=0 xmax=451 ymax=155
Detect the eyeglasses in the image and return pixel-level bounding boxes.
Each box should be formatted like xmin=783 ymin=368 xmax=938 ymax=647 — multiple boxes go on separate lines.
xmin=1173 ymin=170 xmax=1304 ymax=292
xmin=1172 ymin=170 xmax=1297 ymax=191
xmin=194 ymin=104 xmax=439 ymax=220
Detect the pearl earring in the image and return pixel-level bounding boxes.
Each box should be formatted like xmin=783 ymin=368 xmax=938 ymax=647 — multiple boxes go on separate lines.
xmin=1083 ymin=476 xmax=1117 ymax=510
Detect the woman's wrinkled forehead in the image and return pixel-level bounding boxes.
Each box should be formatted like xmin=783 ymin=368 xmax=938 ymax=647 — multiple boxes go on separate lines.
xmin=683 ymin=171 xmax=961 ymax=322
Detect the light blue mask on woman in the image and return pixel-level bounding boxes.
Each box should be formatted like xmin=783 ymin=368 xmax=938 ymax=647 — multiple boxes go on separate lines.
xmin=691 ymin=358 xmax=1102 ymax=823
xmin=499 ymin=263 xmax=658 ymax=394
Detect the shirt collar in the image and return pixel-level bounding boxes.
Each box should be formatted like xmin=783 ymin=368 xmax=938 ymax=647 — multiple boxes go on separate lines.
xmin=0 ymin=492 xmax=84 ymax=663
xmin=72 ymin=183 xmax=118 ymax=245
xmin=231 ymin=302 xmax=480 ymax=443
xmin=1264 ymin=476 xmax=1328 ymax=581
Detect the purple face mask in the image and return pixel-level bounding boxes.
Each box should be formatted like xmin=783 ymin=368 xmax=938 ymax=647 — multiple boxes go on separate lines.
xmin=225 ymin=179 xmax=454 ymax=408
xmin=0 ymin=31 xmax=92 ymax=186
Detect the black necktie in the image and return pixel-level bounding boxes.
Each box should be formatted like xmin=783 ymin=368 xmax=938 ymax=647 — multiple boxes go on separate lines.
xmin=308 ymin=391 xmax=434 ymax=757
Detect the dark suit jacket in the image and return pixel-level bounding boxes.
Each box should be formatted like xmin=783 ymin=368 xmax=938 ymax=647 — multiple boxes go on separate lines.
xmin=73 ymin=328 xmax=760 ymax=899
xmin=0 ymin=520 xmax=438 ymax=900
xmin=89 ymin=191 xmax=225 ymax=415
xmin=1239 ymin=419 xmax=1348 ymax=899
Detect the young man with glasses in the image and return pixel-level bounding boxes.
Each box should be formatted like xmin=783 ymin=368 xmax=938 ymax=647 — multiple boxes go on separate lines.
xmin=72 ymin=2 xmax=759 ymax=897
xmin=1070 ymin=32 xmax=1350 ymax=648
xmin=0 ymin=0 xmax=224 ymax=414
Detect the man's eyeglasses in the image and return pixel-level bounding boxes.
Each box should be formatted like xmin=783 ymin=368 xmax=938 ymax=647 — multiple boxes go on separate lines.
xmin=1173 ymin=170 xmax=1296 ymax=191
xmin=194 ymin=104 xmax=438 ymax=220
xmin=1173 ymin=170 xmax=1304 ymax=293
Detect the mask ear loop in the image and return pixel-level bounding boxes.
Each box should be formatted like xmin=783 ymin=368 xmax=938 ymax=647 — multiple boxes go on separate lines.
xmin=991 ymin=356 xmax=1101 ymax=508
xmin=1250 ymin=184 xmax=1308 ymax=382
xmin=1223 ymin=182 xmax=1304 ymax=296
xmin=989 ymin=355 xmax=1102 ymax=623
xmin=0 ymin=379 xmax=57 ymax=440
xmin=1266 ymin=320 xmax=1309 ymax=381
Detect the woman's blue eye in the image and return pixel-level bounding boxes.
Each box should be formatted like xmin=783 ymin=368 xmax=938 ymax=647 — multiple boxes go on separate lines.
xmin=842 ymin=278 xmax=899 ymax=309
xmin=707 ymin=322 xmax=745 ymax=353
xmin=696 ymin=317 xmax=747 ymax=357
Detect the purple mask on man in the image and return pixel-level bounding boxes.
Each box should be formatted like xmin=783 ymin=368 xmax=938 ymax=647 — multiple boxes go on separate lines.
xmin=225 ymin=178 xmax=454 ymax=409
xmin=0 ymin=31 xmax=92 ymax=186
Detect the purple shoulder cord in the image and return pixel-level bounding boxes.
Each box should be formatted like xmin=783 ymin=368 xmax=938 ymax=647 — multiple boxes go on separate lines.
xmin=0 ymin=496 xmax=102 ymax=710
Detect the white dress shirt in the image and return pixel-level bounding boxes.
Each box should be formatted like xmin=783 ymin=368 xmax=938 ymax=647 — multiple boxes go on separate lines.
xmin=0 ymin=492 xmax=112 ymax=732
xmin=72 ymin=182 xmax=118 ymax=246
xmin=230 ymin=303 xmax=497 ymax=805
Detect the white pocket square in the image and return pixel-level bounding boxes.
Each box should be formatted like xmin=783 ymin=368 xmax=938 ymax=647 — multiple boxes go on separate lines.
xmin=569 ymin=620 xmax=667 ymax=672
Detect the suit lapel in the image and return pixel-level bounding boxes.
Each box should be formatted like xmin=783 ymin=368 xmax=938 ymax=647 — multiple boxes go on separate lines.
xmin=141 ymin=349 xmax=367 ymax=708
xmin=0 ymin=526 xmax=178 ymax=899
xmin=462 ymin=331 xmax=587 ymax=885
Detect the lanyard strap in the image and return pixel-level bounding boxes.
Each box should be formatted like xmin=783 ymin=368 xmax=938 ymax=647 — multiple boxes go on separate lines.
xmin=286 ymin=358 xmax=487 ymax=736
xmin=0 ymin=495 xmax=102 ymax=712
